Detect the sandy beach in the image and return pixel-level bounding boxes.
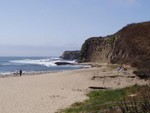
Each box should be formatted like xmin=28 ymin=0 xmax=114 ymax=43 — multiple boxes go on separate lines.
xmin=0 ymin=64 xmax=149 ymax=113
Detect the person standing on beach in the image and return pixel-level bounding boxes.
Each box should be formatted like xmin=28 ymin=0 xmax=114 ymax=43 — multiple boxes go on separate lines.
xmin=19 ymin=70 xmax=22 ymax=76
xmin=15 ymin=69 xmax=19 ymax=75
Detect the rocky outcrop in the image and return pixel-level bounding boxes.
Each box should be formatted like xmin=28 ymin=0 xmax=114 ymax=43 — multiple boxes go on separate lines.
xmin=60 ymin=51 xmax=80 ymax=60
xmin=55 ymin=62 xmax=73 ymax=65
xmin=80 ymin=21 xmax=150 ymax=69
xmin=79 ymin=36 xmax=115 ymax=63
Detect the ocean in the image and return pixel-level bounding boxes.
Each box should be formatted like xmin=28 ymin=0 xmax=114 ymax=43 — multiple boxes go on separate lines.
xmin=0 ymin=56 xmax=88 ymax=76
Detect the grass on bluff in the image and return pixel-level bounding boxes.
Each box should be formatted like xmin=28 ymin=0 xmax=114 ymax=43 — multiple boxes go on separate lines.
xmin=58 ymin=84 xmax=150 ymax=113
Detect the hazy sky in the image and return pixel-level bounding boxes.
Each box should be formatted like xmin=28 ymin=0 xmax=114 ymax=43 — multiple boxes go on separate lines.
xmin=0 ymin=0 xmax=150 ymax=56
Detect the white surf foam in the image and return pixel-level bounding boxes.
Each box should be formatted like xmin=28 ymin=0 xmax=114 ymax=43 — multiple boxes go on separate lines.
xmin=10 ymin=58 xmax=78 ymax=67
xmin=10 ymin=59 xmax=57 ymax=67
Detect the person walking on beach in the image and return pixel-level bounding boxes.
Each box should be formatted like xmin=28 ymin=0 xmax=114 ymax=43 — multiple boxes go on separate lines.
xmin=19 ymin=69 xmax=22 ymax=76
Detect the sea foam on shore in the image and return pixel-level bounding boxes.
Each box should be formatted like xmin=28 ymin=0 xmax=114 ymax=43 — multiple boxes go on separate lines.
xmin=0 ymin=56 xmax=90 ymax=77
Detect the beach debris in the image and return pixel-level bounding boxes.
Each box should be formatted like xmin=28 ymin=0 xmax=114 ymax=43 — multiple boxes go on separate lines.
xmin=88 ymin=86 xmax=110 ymax=90
xmin=72 ymin=89 xmax=82 ymax=92
xmin=128 ymin=94 xmax=137 ymax=97
xmin=49 ymin=95 xmax=60 ymax=98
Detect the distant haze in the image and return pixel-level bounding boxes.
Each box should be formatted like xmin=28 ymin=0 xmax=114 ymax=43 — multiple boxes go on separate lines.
xmin=0 ymin=0 xmax=150 ymax=56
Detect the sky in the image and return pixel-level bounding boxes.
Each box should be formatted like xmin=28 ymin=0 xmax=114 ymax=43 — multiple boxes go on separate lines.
xmin=0 ymin=0 xmax=150 ymax=56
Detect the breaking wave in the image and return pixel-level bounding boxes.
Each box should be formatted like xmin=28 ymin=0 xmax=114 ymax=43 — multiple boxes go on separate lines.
xmin=10 ymin=57 xmax=77 ymax=67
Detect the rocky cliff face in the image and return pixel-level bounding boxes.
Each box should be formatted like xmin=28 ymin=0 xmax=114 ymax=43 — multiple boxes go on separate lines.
xmin=60 ymin=51 xmax=80 ymax=60
xmin=80 ymin=36 xmax=115 ymax=62
xmin=80 ymin=21 xmax=150 ymax=69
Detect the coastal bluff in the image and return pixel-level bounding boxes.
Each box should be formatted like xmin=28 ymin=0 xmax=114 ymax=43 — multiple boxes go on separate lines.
xmin=60 ymin=50 xmax=80 ymax=60
xmin=80 ymin=21 xmax=150 ymax=69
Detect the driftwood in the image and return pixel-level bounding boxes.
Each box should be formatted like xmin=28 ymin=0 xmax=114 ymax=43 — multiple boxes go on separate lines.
xmin=91 ymin=75 xmax=135 ymax=80
xmin=89 ymin=86 xmax=110 ymax=90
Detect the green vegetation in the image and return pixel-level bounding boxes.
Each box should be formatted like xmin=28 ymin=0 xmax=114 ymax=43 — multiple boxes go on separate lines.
xmin=58 ymin=84 xmax=150 ymax=113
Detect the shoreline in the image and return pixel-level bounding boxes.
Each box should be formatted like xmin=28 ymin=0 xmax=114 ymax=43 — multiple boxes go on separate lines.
xmin=0 ymin=63 xmax=149 ymax=113
xmin=0 ymin=63 xmax=91 ymax=78
xmin=0 ymin=63 xmax=92 ymax=78
xmin=0 ymin=70 xmax=62 ymax=78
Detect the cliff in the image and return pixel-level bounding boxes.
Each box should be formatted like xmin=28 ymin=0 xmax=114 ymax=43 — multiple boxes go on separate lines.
xmin=80 ymin=21 xmax=150 ymax=69
xmin=60 ymin=50 xmax=80 ymax=60
xmin=80 ymin=36 xmax=115 ymax=62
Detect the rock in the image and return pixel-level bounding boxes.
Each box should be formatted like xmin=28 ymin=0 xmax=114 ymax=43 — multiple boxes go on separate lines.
xmin=79 ymin=36 xmax=114 ymax=62
xmin=80 ymin=21 xmax=150 ymax=70
xmin=60 ymin=50 xmax=80 ymax=60
xmin=54 ymin=62 xmax=73 ymax=65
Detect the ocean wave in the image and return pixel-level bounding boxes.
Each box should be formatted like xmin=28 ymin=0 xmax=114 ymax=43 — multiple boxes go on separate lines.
xmin=10 ymin=59 xmax=57 ymax=67
xmin=9 ymin=58 xmax=77 ymax=67
xmin=0 ymin=72 xmax=13 ymax=76
xmin=0 ymin=62 xmax=21 ymax=66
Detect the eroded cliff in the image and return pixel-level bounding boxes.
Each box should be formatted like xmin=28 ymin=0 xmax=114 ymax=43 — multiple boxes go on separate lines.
xmin=60 ymin=50 xmax=80 ymax=60
xmin=80 ymin=21 xmax=150 ymax=69
xmin=80 ymin=36 xmax=115 ymax=63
